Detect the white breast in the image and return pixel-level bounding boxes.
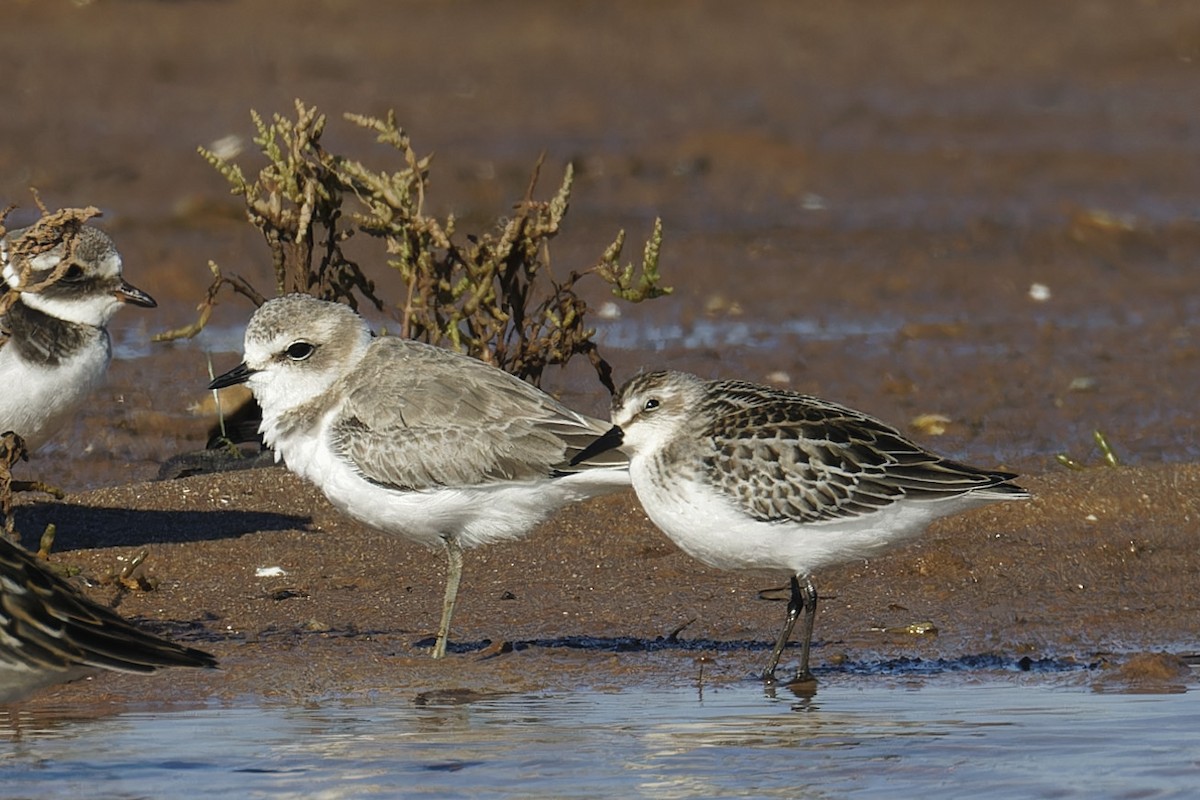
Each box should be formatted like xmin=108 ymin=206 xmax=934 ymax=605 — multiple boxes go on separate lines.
xmin=266 ymin=408 xmax=628 ymax=550
xmin=631 ymin=455 xmax=951 ymax=576
xmin=0 ymin=331 xmax=110 ymax=451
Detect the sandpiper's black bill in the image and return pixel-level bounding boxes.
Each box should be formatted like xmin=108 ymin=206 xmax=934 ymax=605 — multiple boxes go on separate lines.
xmin=570 ymin=425 xmax=625 ymax=466
xmin=209 ymin=362 xmax=256 ymax=390
xmin=115 ymin=279 xmax=157 ymax=308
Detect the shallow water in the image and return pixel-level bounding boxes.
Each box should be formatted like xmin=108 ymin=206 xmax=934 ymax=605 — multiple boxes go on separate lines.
xmin=3 ymin=677 xmax=1197 ymax=799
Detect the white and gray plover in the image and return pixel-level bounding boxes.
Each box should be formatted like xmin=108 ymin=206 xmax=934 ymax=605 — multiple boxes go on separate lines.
xmin=209 ymin=294 xmax=629 ymax=658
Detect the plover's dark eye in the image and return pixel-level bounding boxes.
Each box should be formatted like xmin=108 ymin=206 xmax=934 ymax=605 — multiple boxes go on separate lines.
xmin=285 ymin=341 xmax=316 ymax=361
xmin=643 ymin=397 xmax=661 ymax=412
xmin=62 ymin=264 xmax=84 ymax=281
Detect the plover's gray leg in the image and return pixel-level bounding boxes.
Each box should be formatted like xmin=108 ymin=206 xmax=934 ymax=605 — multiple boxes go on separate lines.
xmin=433 ymin=535 xmax=464 ymax=659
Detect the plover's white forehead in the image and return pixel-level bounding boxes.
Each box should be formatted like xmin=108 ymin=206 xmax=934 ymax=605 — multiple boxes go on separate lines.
xmin=244 ymin=293 xmax=368 ymax=356
xmin=3 ymin=225 xmax=123 ymax=293
xmin=1 ymin=224 xmax=146 ymax=330
xmin=237 ymin=294 xmax=375 ymax=417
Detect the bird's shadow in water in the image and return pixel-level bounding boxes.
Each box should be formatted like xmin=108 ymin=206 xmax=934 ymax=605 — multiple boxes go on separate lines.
xmin=11 ymin=502 xmax=310 ymax=549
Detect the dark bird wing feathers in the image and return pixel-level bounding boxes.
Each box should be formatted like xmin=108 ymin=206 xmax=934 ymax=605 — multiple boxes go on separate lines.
xmin=0 ymin=539 xmax=217 ymax=674
xmin=700 ymin=381 xmax=1025 ymax=524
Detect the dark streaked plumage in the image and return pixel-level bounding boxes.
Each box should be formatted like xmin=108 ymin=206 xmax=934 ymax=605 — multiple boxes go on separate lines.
xmin=3 ymin=300 xmax=94 ymax=368
xmin=0 ymin=538 xmax=216 ymax=704
xmin=573 ymin=369 xmax=1029 ymax=685
xmin=692 ymin=377 xmax=1024 ymax=524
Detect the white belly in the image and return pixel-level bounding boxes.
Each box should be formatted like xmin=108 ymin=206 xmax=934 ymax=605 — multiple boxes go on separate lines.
xmin=271 ymin=423 xmax=628 ymax=550
xmin=632 ymin=457 xmax=965 ymax=576
xmin=0 ymin=336 xmax=110 ymax=451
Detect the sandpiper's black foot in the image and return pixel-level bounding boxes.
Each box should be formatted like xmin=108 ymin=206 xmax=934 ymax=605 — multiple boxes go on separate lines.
xmin=762 ymin=668 xmax=819 ymax=700
xmin=786 ymin=669 xmax=818 ymax=690
xmin=762 ymin=666 xmax=817 ymax=683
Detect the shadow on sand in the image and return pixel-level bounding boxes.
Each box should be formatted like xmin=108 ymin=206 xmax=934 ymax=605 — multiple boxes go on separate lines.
xmin=12 ymin=502 xmax=310 ymax=549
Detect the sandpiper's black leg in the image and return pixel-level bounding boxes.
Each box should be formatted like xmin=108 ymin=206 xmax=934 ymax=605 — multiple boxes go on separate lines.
xmin=764 ymin=575 xmax=798 ymax=679
xmin=793 ymin=575 xmax=818 ymax=684
xmin=764 ymin=574 xmax=819 ymax=685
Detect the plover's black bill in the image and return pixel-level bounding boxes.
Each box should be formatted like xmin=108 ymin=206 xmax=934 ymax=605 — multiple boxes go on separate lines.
xmin=115 ymin=279 xmax=157 ymax=308
xmin=209 ymin=362 xmax=256 ymax=390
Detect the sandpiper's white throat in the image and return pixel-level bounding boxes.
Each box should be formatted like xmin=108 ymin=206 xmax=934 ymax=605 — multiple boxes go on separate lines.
xmin=210 ymin=294 xmax=629 ymax=658
xmin=0 ymin=537 xmax=216 ymax=704
xmin=573 ymin=369 xmax=1029 ymax=685
xmin=0 ymin=225 xmax=156 ymax=451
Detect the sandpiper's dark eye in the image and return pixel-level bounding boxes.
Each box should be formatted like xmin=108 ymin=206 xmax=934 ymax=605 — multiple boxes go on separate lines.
xmin=643 ymin=397 xmax=661 ymax=412
xmin=62 ymin=264 xmax=84 ymax=281
xmin=285 ymin=341 xmax=315 ymax=361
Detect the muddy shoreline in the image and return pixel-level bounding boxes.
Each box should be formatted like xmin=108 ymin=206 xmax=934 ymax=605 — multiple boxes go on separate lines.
xmin=9 ymin=459 xmax=1198 ymax=705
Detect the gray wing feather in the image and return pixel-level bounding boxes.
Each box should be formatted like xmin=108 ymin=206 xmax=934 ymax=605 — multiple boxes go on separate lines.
xmin=329 ymin=338 xmax=624 ymax=490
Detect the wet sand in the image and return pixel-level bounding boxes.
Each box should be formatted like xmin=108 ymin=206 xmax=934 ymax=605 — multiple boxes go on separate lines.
xmin=2 ymin=1 xmax=1200 ymax=703
xmin=11 ymin=460 xmax=1200 ymax=703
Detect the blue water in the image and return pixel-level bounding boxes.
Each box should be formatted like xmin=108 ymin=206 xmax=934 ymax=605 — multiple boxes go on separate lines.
xmin=3 ymin=678 xmax=1197 ymax=798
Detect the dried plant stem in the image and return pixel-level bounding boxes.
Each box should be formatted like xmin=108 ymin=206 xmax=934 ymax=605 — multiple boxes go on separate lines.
xmin=168 ymin=100 xmax=669 ymax=390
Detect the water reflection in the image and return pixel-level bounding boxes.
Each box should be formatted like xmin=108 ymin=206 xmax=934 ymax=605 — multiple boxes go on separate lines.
xmin=185 ymin=302 xmax=1142 ymax=360
xmin=2 ymin=678 xmax=1198 ymax=798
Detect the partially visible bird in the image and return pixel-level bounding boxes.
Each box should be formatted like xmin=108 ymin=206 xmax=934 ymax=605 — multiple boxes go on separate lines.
xmin=209 ymin=294 xmax=629 ymax=658
xmin=0 ymin=224 xmax=156 ymax=452
xmin=0 ymin=538 xmax=217 ymax=704
xmin=573 ymin=369 xmax=1029 ymax=685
